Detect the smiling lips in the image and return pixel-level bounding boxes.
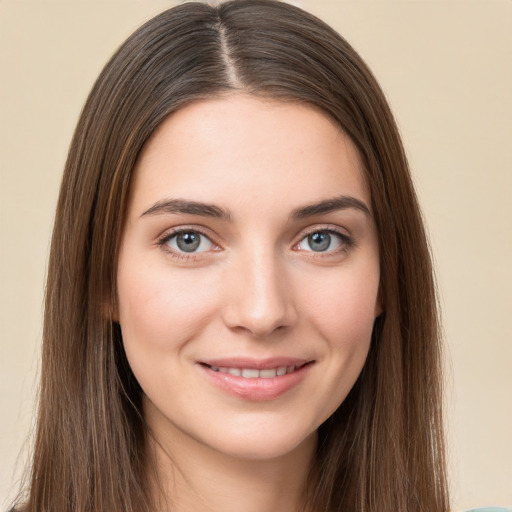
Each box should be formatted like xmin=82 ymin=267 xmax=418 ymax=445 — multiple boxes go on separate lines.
xmin=199 ymin=358 xmax=313 ymax=400
xmin=209 ymin=365 xmax=298 ymax=378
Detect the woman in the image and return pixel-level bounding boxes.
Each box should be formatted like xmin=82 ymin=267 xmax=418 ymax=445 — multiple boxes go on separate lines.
xmin=12 ymin=1 xmax=450 ymax=511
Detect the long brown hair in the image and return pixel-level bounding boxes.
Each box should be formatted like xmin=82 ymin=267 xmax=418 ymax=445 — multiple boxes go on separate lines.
xmin=15 ymin=1 xmax=449 ymax=511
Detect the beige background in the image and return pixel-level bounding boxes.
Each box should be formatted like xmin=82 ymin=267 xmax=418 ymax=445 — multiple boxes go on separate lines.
xmin=1 ymin=1 xmax=511 ymax=510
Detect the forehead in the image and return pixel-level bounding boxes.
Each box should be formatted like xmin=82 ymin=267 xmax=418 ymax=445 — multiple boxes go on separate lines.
xmin=129 ymin=94 xmax=370 ymax=218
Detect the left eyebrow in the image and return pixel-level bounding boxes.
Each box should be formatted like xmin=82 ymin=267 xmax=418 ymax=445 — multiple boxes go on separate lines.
xmin=140 ymin=198 xmax=232 ymax=220
xmin=291 ymin=195 xmax=371 ymax=219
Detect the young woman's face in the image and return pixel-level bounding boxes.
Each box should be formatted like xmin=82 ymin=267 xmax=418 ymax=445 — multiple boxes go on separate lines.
xmin=117 ymin=95 xmax=381 ymax=461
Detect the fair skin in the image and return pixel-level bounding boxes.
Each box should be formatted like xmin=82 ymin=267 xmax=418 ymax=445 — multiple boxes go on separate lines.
xmin=116 ymin=94 xmax=381 ymax=512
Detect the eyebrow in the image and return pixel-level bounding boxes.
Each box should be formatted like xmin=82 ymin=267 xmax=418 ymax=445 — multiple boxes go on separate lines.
xmin=141 ymin=198 xmax=232 ymax=220
xmin=140 ymin=195 xmax=370 ymax=221
xmin=291 ymin=195 xmax=371 ymax=219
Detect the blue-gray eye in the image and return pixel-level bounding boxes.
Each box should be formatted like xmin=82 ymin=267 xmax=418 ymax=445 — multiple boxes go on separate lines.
xmin=166 ymin=231 xmax=214 ymax=253
xmin=297 ymin=231 xmax=344 ymax=252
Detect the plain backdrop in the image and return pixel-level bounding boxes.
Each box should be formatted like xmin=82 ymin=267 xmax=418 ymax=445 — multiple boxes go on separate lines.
xmin=0 ymin=1 xmax=511 ymax=510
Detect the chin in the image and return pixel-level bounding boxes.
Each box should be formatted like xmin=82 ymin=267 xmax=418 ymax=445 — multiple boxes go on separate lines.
xmin=216 ymin=437 xmax=315 ymax=462
xmin=196 ymin=420 xmax=318 ymax=462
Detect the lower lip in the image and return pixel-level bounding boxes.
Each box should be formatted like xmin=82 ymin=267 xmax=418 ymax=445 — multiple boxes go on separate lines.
xmin=199 ymin=363 xmax=313 ymax=401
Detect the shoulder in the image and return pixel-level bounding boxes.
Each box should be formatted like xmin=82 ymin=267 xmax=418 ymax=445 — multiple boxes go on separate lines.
xmin=464 ymin=508 xmax=512 ymax=512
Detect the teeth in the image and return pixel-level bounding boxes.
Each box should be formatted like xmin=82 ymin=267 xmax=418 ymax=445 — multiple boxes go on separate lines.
xmin=209 ymin=365 xmax=297 ymax=378
xmin=241 ymin=368 xmax=260 ymax=378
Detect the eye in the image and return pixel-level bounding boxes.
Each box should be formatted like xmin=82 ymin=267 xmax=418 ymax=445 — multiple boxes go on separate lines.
xmin=296 ymin=230 xmax=349 ymax=253
xmin=163 ymin=230 xmax=215 ymax=253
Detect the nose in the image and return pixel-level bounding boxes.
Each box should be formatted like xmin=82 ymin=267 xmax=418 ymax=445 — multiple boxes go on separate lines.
xmin=221 ymin=248 xmax=297 ymax=338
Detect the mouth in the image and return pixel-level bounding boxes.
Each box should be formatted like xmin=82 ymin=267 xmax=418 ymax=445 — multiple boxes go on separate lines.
xmin=201 ymin=362 xmax=309 ymax=379
xmin=198 ymin=358 xmax=314 ymax=400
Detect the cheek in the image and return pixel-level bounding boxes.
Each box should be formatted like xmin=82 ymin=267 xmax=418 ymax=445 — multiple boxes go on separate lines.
xmin=297 ymin=264 xmax=379 ymax=413
xmin=116 ymin=264 xmax=223 ymax=407
xmin=301 ymin=266 xmax=380 ymax=341
xmin=116 ymin=262 xmax=220 ymax=355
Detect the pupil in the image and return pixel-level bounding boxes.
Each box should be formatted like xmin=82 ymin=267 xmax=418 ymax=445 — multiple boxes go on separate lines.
xmin=177 ymin=232 xmax=200 ymax=252
xmin=308 ymin=232 xmax=330 ymax=252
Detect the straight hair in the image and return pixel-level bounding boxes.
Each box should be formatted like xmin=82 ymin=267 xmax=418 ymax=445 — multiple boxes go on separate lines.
xmin=15 ymin=1 xmax=449 ymax=511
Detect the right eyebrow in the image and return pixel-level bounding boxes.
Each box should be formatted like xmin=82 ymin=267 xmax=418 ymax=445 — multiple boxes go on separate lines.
xmin=140 ymin=198 xmax=232 ymax=221
xmin=291 ymin=195 xmax=371 ymax=220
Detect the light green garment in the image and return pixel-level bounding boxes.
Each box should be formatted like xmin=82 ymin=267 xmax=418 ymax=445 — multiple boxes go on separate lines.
xmin=466 ymin=508 xmax=512 ymax=512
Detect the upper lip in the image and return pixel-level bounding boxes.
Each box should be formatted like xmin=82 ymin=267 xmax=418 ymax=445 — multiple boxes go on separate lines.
xmin=199 ymin=357 xmax=312 ymax=370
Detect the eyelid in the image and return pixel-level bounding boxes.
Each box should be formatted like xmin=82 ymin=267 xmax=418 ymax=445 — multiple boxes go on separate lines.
xmin=157 ymin=226 xmax=222 ymax=257
xmin=293 ymin=225 xmax=355 ymax=254
xmin=155 ymin=223 xmax=354 ymax=259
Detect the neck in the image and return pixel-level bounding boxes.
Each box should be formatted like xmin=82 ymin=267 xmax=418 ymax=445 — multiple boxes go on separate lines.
xmin=146 ymin=423 xmax=316 ymax=512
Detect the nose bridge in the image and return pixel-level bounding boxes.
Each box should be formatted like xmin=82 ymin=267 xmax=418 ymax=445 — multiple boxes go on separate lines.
xmin=223 ymin=244 xmax=296 ymax=337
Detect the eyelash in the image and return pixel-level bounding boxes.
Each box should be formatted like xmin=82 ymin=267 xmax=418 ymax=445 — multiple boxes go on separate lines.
xmin=295 ymin=227 xmax=355 ymax=256
xmin=157 ymin=226 xmax=354 ymax=260
xmin=157 ymin=227 xmax=219 ymax=260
